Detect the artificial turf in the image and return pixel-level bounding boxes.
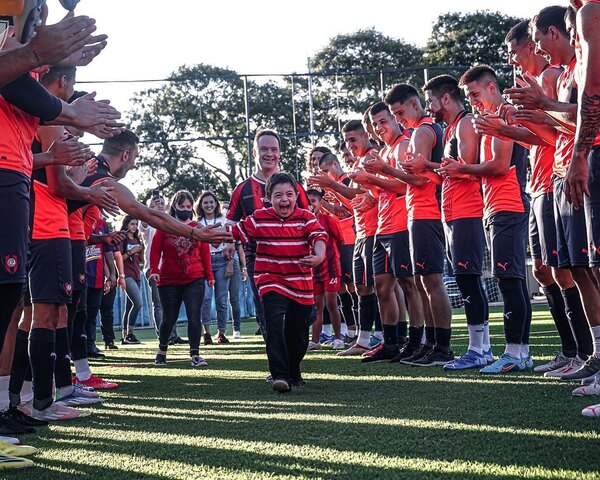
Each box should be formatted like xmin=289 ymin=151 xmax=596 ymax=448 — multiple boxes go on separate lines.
xmin=5 ymin=304 xmax=600 ymax=479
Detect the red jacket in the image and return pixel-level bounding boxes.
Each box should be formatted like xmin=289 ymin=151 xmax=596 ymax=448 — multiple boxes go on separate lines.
xmin=149 ymin=221 xmax=214 ymax=286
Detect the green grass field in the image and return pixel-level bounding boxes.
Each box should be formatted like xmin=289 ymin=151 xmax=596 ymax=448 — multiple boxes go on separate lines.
xmin=4 ymin=305 xmax=600 ymax=480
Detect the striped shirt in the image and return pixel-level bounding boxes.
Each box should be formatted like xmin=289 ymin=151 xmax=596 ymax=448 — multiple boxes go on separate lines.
xmin=230 ymin=207 xmax=327 ymax=305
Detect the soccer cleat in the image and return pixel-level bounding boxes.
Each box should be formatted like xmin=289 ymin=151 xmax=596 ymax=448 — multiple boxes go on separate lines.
xmin=544 ymin=356 xmax=586 ymax=378
xmin=443 ymin=350 xmax=487 ymax=370
xmin=520 ymin=354 xmax=534 ymax=371
xmin=57 ymin=389 xmax=104 ymax=407
xmin=479 ymin=353 xmax=521 ymax=374
xmin=389 ymin=344 xmax=415 ymax=364
xmin=0 ymin=452 xmax=34 ymax=470
xmin=582 ymin=403 xmax=600 ymax=417
xmin=31 ymin=402 xmax=90 ymax=421
xmin=154 ymin=353 xmax=167 ymax=366
xmin=361 ymin=345 xmax=398 ymax=364
xmin=533 ymin=352 xmax=572 ymax=373
xmin=332 ymin=339 xmax=345 ymax=350
xmin=0 ymin=415 xmax=34 ymax=436
xmin=306 ymin=341 xmax=322 ymax=351
xmin=336 ymin=344 xmax=369 ymax=356
xmin=1 ymin=405 xmax=48 ymax=427
xmin=483 ymin=348 xmax=495 ymax=364
xmin=203 ymin=333 xmax=213 ymax=345
xmin=233 ymin=331 xmax=241 ymax=340
xmin=319 ymin=333 xmax=334 ymax=345
xmin=368 ymin=335 xmax=383 ymax=349
xmin=411 ymin=347 xmax=454 ymax=367
xmin=76 ymin=374 xmax=118 ymax=390
xmin=73 ymin=383 xmax=99 ymax=398
xmin=400 ymin=346 xmax=432 ymax=365
xmin=560 ymin=355 xmax=600 ymax=381
xmin=573 ymin=377 xmax=600 ymax=397
xmin=217 ymin=333 xmax=229 ymax=344
xmin=362 ymin=342 xmax=385 ymax=358
xmin=272 ymin=379 xmax=291 ymax=393
xmin=14 ymin=0 xmax=46 ymax=44
xmin=190 ymin=355 xmax=208 ymax=367
xmin=0 ymin=440 xmax=38 ymax=457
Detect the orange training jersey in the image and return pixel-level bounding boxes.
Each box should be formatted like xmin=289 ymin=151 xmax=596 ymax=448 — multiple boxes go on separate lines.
xmin=352 ymin=152 xmax=378 ymax=239
xmin=335 ymin=174 xmax=357 ymax=245
xmin=0 ymin=97 xmax=39 ymax=178
xmin=377 ymin=134 xmax=409 ymax=235
xmin=69 ymin=209 xmax=87 ymax=241
xmin=553 ymin=58 xmax=577 ymax=178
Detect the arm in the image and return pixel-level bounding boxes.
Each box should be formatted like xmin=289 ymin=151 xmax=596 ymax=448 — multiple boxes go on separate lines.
xmin=329 ymin=217 xmax=344 ymax=245
xmin=353 ymin=170 xmax=408 ymax=194
xmin=149 ymin=230 xmax=164 ymax=276
xmin=201 ymin=242 xmax=215 ymax=283
xmin=237 ymin=244 xmax=247 ymax=281
xmin=308 ymin=173 xmax=365 ymax=200
xmin=104 ymin=251 xmax=117 ymax=291
xmin=114 ymin=250 xmax=126 ymax=291
xmin=439 ymin=137 xmax=513 ymax=178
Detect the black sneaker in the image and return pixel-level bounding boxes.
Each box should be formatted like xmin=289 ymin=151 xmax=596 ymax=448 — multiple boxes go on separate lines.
xmin=411 ymin=347 xmax=455 ymax=367
xmin=362 ymin=345 xmax=399 ymax=363
xmin=390 ymin=344 xmax=415 ymax=363
xmin=203 ymin=333 xmax=213 ymax=345
xmin=272 ymin=379 xmax=291 ymax=393
xmin=169 ymin=336 xmax=187 ymax=345
xmin=121 ymin=334 xmax=140 ymax=345
xmin=2 ymin=405 xmax=48 ymax=427
xmin=255 ymin=328 xmax=262 ymax=336
xmin=291 ymin=378 xmax=307 ymax=388
xmin=0 ymin=415 xmax=35 ymax=435
xmin=105 ymin=342 xmax=118 ymax=350
xmin=154 ymin=353 xmax=167 ymax=366
xmin=400 ymin=345 xmax=433 ymax=365
xmin=87 ymin=350 xmax=106 ymax=359
xmin=561 ymin=355 xmax=600 ymax=381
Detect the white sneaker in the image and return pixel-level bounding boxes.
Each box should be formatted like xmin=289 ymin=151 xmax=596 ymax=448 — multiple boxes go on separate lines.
xmin=582 ymin=403 xmax=600 ymax=417
xmin=307 ymin=341 xmax=322 ymax=351
xmin=233 ymin=331 xmax=241 ymax=339
xmin=191 ymin=355 xmax=208 ymax=367
xmin=534 ymin=352 xmax=572 ymax=373
xmin=544 ymin=355 xmax=585 ymax=378
xmin=31 ymin=402 xmax=91 ymax=421
xmin=573 ymin=377 xmax=600 ymax=397
xmin=332 ymin=339 xmax=345 ymax=350
xmin=56 ymin=387 xmax=104 ymax=406
xmin=0 ymin=437 xmax=19 ymax=446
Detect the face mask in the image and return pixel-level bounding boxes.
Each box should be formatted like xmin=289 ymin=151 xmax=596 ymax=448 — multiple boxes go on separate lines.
xmin=174 ymin=209 xmax=193 ymax=221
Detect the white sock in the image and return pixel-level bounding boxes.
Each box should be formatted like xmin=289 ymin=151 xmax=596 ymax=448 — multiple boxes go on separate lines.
xmin=0 ymin=376 xmax=10 ymax=411
xmin=21 ymin=381 xmax=33 ymax=403
xmin=322 ymin=324 xmax=333 ymax=336
xmin=347 ymin=326 xmax=356 ymax=337
xmin=340 ymin=323 xmax=348 ymax=337
xmin=592 ymin=325 xmax=600 ymax=357
xmin=467 ymin=324 xmax=484 ymax=355
xmin=357 ymin=330 xmax=370 ymax=348
xmin=74 ymin=359 xmax=92 ymax=382
xmin=520 ymin=344 xmax=530 ymax=357
xmin=482 ymin=321 xmax=491 ymax=352
xmin=373 ymin=330 xmax=383 ymax=341
xmin=504 ymin=343 xmax=521 ymax=358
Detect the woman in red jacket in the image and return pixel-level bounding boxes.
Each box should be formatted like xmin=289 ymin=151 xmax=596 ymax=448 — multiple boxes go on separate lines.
xmin=148 ymin=190 xmax=215 ymax=367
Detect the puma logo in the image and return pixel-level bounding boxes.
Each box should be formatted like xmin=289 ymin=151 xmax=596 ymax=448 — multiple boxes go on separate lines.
xmin=504 ymin=311 xmax=512 ymax=320
xmin=582 ymin=248 xmax=589 ymax=254
xmin=400 ymin=264 xmax=410 ymax=271
xmin=457 ymin=261 xmax=469 ymax=269
xmin=497 ymin=262 xmax=509 ymax=271
xmin=416 ymin=261 xmax=427 ymax=270
xmin=462 ymin=296 xmax=471 ymax=304
xmin=552 ymin=250 xmax=558 ymax=255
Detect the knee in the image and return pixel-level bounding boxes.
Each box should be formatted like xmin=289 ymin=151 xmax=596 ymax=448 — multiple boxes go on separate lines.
xmin=532 ymin=262 xmax=551 ymax=286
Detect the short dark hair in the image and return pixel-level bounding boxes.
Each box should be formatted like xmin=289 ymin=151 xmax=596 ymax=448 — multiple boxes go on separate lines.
xmin=565 ymin=5 xmax=577 ymax=28
xmin=342 ymin=119 xmax=365 ymax=133
xmin=318 ymin=152 xmax=338 ymax=167
xmin=67 ymin=90 xmax=88 ymax=104
xmin=195 ymin=190 xmax=221 ymax=219
xmin=102 ymin=130 xmax=140 ymax=157
xmin=40 ymin=66 xmax=76 ymax=86
xmin=254 ymin=129 xmax=280 ymax=148
xmin=168 ymin=190 xmax=196 ymax=219
xmin=369 ymin=101 xmax=391 ymax=117
xmin=530 ymin=6 xmax=568 ymax=37
xmin=459 ymin=65 xmax=499 ymax=88
xmin=385 ymin=84 xmax=420 ymax=106
xmin=422 ymin=75 xmax=461 ymax=102
xmin=306 ymin=188 xmax=324 ymax=199
xmin=505 ymin=20 xmax=532 ymax=44
xmin=266 ymin=172 xmax=298 ymax=198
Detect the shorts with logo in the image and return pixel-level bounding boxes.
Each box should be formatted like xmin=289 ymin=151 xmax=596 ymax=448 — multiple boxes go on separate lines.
xmin=28 ymin=238 xmax=73 ymax=304
xmin=373 ymin=231 xmax=412 ymax=278
xmin=0 ymin=170 xmax=29 ymax=285
xmin=353 ymin=236 xmax=375 ymax=287
xmin=339 ymin=244 xmax=354 ymax=284
xmin=444 ymin=217 xmax=485 ymax=276
xmin=554 ymin=176 xmax=589 ymax=268
xmin=484 ymin=211 xmax=528 ymax=280
xmin=313 ymin=277 xmax=341 ymax=296
xmin=408 ymin=219 xmax=445 ymax=275
xmin=71 ymin=240 xmax=87 ymax=292
xmin=529 ymin=192 xmax=559 ymax=267
xmin=585 ymin=147 xmax=600 ymax=267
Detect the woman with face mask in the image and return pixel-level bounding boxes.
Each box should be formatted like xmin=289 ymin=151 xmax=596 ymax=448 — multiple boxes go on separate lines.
xmin=148 ymin=190 xmax=215 ymax=367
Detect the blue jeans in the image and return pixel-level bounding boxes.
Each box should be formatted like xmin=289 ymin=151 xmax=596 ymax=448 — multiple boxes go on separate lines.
xmin=228 ymin=258 xmax=242 ymax=331
xmin=202 ymin=255 xmax=230 ymax=333
xmin=247 ymin=256 xmax=266 ymax=339
xmin=123 ymin=277 xmax=142 ymax=336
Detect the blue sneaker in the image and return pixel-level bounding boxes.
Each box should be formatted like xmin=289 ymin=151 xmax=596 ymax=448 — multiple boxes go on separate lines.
xmin=369 ymin=335 xmax=383 ymax=349
xmin=443 ymin=350 xmax=487 ymax=370
xmin=483 ymin=348 xmax=495 ymax=364
xmin=57 ymin=388 xmax=104 ymax=406
xmin=479 ymin=353 xmax=521 ymax=374
xmin=520 ymin=355 xmax=534 ymax=370
xmin=319 ymin=333 xmax=334 ymax=345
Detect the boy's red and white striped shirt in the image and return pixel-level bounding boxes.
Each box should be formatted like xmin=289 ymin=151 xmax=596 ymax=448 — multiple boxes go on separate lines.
xmin=230 ymin=207 xmax=327 ymax=305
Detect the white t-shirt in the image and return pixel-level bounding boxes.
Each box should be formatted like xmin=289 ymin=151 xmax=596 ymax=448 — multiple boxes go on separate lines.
xmin=199 ymin=215 xmax=227 ymax=254
xmin=139 ymin=222 xmax=156 ymax=268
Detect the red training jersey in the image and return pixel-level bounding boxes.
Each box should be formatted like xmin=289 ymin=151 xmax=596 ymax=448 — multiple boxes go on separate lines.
xmin=334 ymin=173 xmax=356 ymax=245
xmin=0 ymin=96 xmax=39 ymax=178
xmin=351 ymin=152 xmax=379 ymax=239
xmin=553 ymin=58 xmax=578 ymax=178
xmin=313 ymin=211 xmax=343 ymax=283
xmin=377 ymin=134 xmax=409 ymax=235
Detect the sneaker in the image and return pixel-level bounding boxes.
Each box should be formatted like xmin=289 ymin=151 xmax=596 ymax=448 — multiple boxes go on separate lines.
xmin=560 ymin=355 xmax=600 ymax=381
xmin=203 ymin=333 xmax=213 ymax=345
xmin=217 ymin=333 xmax=230 ymax=344
xmin=31 ymin=402 xmax=90 ymax=421
xmin=368 ymin=335 xmax=383 ymax=349
xmin=191 ymin=355 xmax=208 ymax=367
xmin=520 ymin=354 xmax=534 ymax=370
xmin=0 ymin=440 xmax=38 ymax=457
xmin=0 ymin=452 xmax=34 ymax=470
xmin=573 ymin=377 xmax=600 ymax=397
xmin=362 ymin=341 xmax=385 ymax=357
xmin=291 ymin=378 xmax=307 ymax=388
xmin=87 ymin=350 xmax=106 ymax=359
xmin=233 ymin=331 xmax=241 ymax=339
xmin=544 ymin=356 xmax=586 ymax=378
xmin=0 ymin=437 xmax=20 ymax=446
xmin=533 ymin=352 xmax=572 ymax=373
xmin=332 ymin=339 xmax=345 ymax=350
xmin=1 ymin=405 xmax=48 ymax=427
xmin=154 ymin=353 xmax=167 ymax=366
xmin=16 ymin=402 xmax=33 ymax=418
xmin=443 ymin=350 xmax=487 ymax=370
xmin=255 ymin=328 xmax=262 ymax=336
xmin=400 ymin=346 xmax=432 ymax=365
xmin=56 ymin=388 xmax=104 ymax=406
xmin=389 ymin=344 xmax=415 ymax=364
xmin=362 ymin=345 xmax=398 ymax=364
xmin=76 ymin=374 xmax=119 ymax=390
xmin=174 ymin=337 xmax=188 ymax=345
xmin=306 ymin=341 xmax=322 ymax=351
xmin=582 ymin=403 xmax=600 ymax=417
xmin=14 ymin=0 xmax=46 ymax=44
xmin=272 ymin=379 xmax=291 ymax=393
xmin=72 ymin=383 xmax=99 ymax=398
xmin=265 ymin=375 xmax=274 ymax=384
xmin=483 ymin=348 xmax=495 ymax=364
xmin=319 ymin=333 xmax=334 ymax=345
xmin=105 ymin=342 xmax=118 ymax=350
xmin=411 ymin=347 xmax=454 ymax=367
xmin=0 ymin=415 xmax=35 ymax=435
xmin=121 ymin=334 xmax=141 ymax=345
xmin=479 ymin=353 xmax=521 ymax=374
xmin=336 ymin=344 xmax=370 ymax=356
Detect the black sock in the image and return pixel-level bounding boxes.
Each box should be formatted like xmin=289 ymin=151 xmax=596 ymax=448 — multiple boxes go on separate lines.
xmin=71 ymin=308 xmax=88 ymax=361
xmin=0 ymin=284 xmax=23 ymax=351
xmin=455 ymin=275 xmax=488 ymax=325
xmin=543 ymin=283 xmax=577 ymax=357
xmin=339 ymin=292 xmax=356 ymax=328
xmin=497 ymin=278 xmax=528 ymax=345
xmin=54 ymin=327 xmax=72 ymax=389
xmin=521 ymin=279 xmax=532 ymax=345
xmin=359 ymin=293 xmax=377 ymax=333
xmin=397 ymin=321 xmax=408 ymax=344
xmin=409 ymin=326 xmax=424 ymax=351
xmin=435 ymin=327 xmax=452 ymax=353
xmin=383 ymin=323 xmax=398 ymax=347
xmin=374 ymin=301 xmax=382 ymax=332
xmin=425 ymin=326 xmax=435 ymax=347
xmin=350 ymin=292 xmax=359 ymax=325
xmin=29 ymin=328 xmax=56 ymax=411
xmin=562 ymin=286 xmax=593 ymax=358
xmin=9 ymin=329 xmax=30 ymax=406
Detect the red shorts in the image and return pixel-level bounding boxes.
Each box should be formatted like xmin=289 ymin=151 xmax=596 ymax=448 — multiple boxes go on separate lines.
xmin=313 ymin=277 xmax=340 ymax=296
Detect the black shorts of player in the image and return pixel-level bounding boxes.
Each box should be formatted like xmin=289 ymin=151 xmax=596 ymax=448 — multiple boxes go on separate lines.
xmin=373 ymin=231 xmax=413 ymax=278
xmin=585 ymin=147 xmax=600 ymax=267
xmin=28 ymin=238 xmax=73 ymax=305
xmin=408 ymin=219 xmax=445 ymax=276
xmin=444 ymin=217 xmax=485 ymax=276
xmin=553 ymin=176 xmax=589 ymax=268
xmin=0 ymin=170 xmax=30 ymax=285
xmin=529 ymin=192 xmax=559 ymax=267
xmin=484 ymin=211 xmax=528 ymax=280
xmin=353 ymin=236 xmax=375 ymax=287
xmin=339 ymin=244 xmax=355 ymax=284
xmin=71 ymin=239 xmax=87 ymax=292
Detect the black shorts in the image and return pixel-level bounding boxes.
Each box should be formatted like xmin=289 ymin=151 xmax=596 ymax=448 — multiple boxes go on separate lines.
xmin=585 ymin=147 xmax=600 ymax=267
xmin=408 ymin=219 xmax=445 ymax=275
xmin=373 ymin=231 xmax=413 ymax=278
xmin=0 ymin=170 xmax=30 ymax=285
xmin=444 ymin=217 xmax=485 ymax=276
xmin=553 ymin=176 xmax=589 ymax=268
xmin=71 ymin=239 xmax=87 ymax=292
xmin=28 ymin=238 xmax=73 ymax=305
xmin=529 ymin=192 xmax=559 ymax=267
xmin=485 ymin=211 xmax=528 ymax=280
xmin=353 ymin=236 xmax=375 ymax=287
xmin=339 ymin=244 xmax=355 ymax=284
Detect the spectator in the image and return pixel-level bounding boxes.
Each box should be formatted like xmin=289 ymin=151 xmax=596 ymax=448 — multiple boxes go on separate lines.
xmin=119 ymin=215 xmax=144 ymax=345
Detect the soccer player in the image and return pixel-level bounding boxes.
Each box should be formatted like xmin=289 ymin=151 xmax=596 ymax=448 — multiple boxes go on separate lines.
xmin=228 ymin=173 xmax=327 ymax=392
xmin=439 ymin=66 xmax=532 ymax=374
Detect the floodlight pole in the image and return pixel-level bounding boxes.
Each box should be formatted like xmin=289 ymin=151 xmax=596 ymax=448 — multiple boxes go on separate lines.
xmin=380 ymin=70 xmax=385 ymax=100
xmin=307 ymin=57 xmax=316 ymax=146
xmin=243 ymin=75 xmax=253 ymax=177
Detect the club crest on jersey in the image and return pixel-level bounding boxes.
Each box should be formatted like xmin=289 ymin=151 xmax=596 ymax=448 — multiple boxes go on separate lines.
xmin=1 ymin=254 xmax=19 ymax=274
xmin=62 ymin=282 xmax=73 ymax=296
xmin=79 ymin=273 xmax=86 ymax=284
